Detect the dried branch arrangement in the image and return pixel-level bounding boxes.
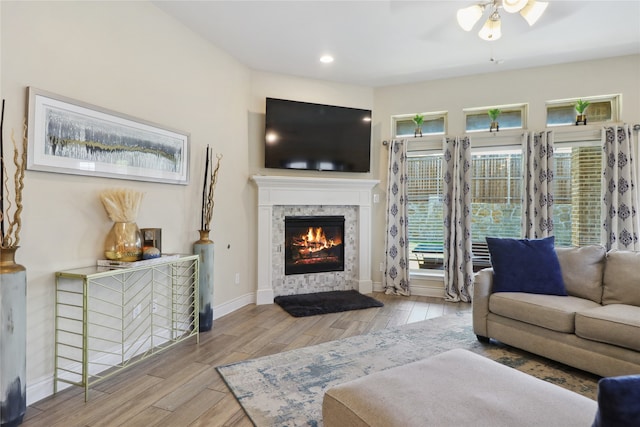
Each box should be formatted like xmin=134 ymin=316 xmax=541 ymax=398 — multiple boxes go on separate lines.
xmin=1 ymin=100 xmax=28 ymax=248
xmin=99 ymin=188 xmax=144 ymax=223
xmin=201 ymin=146 xmax=222 ymax=232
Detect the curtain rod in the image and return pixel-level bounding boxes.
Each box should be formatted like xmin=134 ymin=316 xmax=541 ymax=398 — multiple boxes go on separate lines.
xmin=383 ymin=124 xmax=640 ymax=145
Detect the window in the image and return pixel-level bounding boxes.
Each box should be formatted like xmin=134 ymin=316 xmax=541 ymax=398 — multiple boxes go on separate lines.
xmin=407 ymin=152 xmax=445 ymax=270
xmin=404 ymin=101 xmax=608 ymax=273
xmin=464 ymin=105 xmax=527 ymax=132
xmin=553 ymin=143 xmax=602 ymax=247
xmin=392 ymin=112 xmax=446 ymax=138
xmin=407 ymin=147 xmax=522 ymax=272
xmin=470 ymin=150 xmax=523 ymax=269
xmin=546 ymin=95 xmax=620 ymax=127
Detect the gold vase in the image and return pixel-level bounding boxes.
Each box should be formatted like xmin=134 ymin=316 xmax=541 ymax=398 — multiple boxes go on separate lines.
xmin=104 ymin=222 xmax=143 ymax=261
xmin=0 ymin=246 xmax=25 ymax=274
xmin=196 ymin=229 xmax=213 ymax=244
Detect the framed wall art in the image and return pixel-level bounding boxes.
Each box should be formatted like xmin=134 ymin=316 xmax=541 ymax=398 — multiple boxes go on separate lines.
xmin=27 ymin=87 xmax=190 ymax=185
xmin=141 ymin=228 xmax=162 ymax=252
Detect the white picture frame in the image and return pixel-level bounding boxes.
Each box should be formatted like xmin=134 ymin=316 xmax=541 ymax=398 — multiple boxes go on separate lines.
xmin=27 ymin=87 xmax=189 ymax=185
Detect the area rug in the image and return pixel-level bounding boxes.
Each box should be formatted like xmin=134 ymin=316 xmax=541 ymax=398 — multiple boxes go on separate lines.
xmin=216 ymin=312 xmax=600 ymax=427
xmin=273 ymin=290 xmax=383 ymax=317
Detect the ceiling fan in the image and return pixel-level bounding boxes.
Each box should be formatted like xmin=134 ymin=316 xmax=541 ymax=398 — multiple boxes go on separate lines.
xmin=457 ymin=0 xmax=549 ymax=41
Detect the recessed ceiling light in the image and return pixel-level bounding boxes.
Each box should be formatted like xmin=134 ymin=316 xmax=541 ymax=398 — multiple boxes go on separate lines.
xmin=320 ymin=55 xmax=334 ymax=64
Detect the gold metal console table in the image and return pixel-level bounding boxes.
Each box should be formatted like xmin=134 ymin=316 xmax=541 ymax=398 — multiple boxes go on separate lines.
xmin=54 ymin=255 xmax=199 ymax=401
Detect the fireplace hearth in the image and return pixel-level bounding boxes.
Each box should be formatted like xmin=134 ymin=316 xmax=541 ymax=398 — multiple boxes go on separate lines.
xmin=285 ymin=216 xmax=345 ymax=275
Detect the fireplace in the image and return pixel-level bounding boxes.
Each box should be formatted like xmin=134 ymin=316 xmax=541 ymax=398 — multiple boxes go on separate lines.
xmin=252 ymin=175 xmax=378 ymax=304
xmin=285 ymin=216 xmax=345 ymax=275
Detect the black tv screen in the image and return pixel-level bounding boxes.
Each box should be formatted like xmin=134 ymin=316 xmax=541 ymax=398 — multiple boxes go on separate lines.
xmin=264 ymin=98 xmax=372 ymax=172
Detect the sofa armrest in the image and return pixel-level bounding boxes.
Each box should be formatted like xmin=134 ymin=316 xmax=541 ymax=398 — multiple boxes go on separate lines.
xmin=472 ymin=267 xmax=494 ymax=339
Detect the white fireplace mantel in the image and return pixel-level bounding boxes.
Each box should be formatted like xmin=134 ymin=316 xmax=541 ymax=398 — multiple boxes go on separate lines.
xmin=251 ymin=175 xmax=379 ymax=304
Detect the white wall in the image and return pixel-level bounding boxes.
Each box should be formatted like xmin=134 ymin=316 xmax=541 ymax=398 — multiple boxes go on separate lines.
xmin=1 ymin=0 xmax=253 ymax=403
xmin=370 ymin=54 xmax=640 ymax=288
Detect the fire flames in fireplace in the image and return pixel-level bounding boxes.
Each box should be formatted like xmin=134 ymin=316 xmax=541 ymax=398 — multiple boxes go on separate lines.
xmin=292 ymin=227 xmax=342 ymax=262
xmin=285 ymin=216 xmax=345 ymax=275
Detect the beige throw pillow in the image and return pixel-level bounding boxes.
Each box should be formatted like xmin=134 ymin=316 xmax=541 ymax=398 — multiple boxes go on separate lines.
xmin=556 ymin=245 xmax=606 ymax=303
xmin=602 ymin=249 xmax=640 ymax=306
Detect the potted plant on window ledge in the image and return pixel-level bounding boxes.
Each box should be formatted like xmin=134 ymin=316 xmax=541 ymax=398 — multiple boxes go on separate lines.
xmin=412 ymin=114 xmax=424 ymax=137
xmin=575 ymin=99 xmax=589 ymax=125
xmin=488 ymin=109 xmax=501 ymax=132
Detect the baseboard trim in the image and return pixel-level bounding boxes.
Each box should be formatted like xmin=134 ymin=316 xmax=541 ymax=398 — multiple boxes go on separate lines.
xmin=373 ymin=276 xmax=445 ymax=298
xmin=27 ymin=376 xmax=56 ymax=406
xmin=214 ymin=292 xmax=256 ymax=319
xmin=407 ymin=283 xmax=445 ymax=298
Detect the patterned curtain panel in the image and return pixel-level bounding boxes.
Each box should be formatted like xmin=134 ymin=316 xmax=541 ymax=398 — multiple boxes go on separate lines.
xmin=522 ymin=131 xmax=555 ymax=238
xmin=384 ymin=140 xmax=410 ymax=296
xmin=601 ymin=125 xmax=640 ymax=250
xmin=443 ymin=137 xmax=473 ymax=302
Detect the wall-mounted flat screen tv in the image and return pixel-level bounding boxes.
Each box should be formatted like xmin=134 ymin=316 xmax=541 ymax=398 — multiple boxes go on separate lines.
xmin=264 ymin=98 xmax=372 ymax=172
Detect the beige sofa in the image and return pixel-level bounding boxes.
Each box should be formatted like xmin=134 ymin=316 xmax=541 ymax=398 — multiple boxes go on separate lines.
xmin=473 ymin=245 xmax=640 ymax=377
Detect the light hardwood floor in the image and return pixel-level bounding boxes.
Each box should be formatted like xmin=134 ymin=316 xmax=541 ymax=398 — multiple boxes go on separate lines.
xmin=22 ymin=293 xmax=471 ymax=427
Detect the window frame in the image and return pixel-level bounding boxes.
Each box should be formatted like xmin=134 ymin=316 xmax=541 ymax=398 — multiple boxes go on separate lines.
xmin=391 ymin=111 xmax=448 ymax=138
xmin=463 ymin=104 xmax=528 ymax=133
xmin=545 ymin=94 xmax=621 ymax=127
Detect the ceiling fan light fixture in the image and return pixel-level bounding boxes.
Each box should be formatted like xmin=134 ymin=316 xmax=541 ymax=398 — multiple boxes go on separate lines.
xmin=456 ymin=4 xmax=484 ymax=31
xmin=502 ymin=0 xmax=528 ymax=13
xmin=520 ymin=1 xmax=549 ymax=26
xmin=478 ymin=11 xmax=502 ymax=41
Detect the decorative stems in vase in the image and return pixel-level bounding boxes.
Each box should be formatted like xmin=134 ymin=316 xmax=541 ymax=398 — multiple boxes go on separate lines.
xmin=99 ymin=188 xmax=144 ymax=223
xmin=195 ymin=146 xmax=222 ymax=332
xmin=99 ymin=188 xmax=145 ymax=261
xmin=0 ymin=99 xmax=28 ymax=249
xmin=200 ymin=145 xmax=222 ymax=233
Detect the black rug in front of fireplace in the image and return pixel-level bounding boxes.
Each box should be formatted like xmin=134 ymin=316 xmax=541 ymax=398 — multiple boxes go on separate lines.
xmin=274 ymin=290 xmax=383 ymax=317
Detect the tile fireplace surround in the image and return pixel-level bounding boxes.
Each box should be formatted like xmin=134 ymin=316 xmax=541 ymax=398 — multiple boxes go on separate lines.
xmin=251 ymin=175 xmax=379 ymax=305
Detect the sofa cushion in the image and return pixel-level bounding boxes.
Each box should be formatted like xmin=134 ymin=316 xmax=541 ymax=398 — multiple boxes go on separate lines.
xmin=490 ymin=292 xmax=601 ymax=333
xmin=486 ymin=236 xmax=567 ymax=295
xmin=602 ymin=250 xmax=640 ymax=306
xmin=556 ymin=245 xmax=606 ymax=303
xmin=575 ymin=304 xmax=640 ymax=352
xmin=592 ymin=375 xmax=640 ymax=427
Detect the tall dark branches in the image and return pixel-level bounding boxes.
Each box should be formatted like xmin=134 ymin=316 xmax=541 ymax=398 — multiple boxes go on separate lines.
xmin=201 ymin=147 xmax=222 ymax=232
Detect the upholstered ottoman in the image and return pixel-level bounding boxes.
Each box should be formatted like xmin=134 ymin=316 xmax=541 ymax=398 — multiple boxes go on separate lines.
xmin=322 ymin=348 xmax=597 ymax=427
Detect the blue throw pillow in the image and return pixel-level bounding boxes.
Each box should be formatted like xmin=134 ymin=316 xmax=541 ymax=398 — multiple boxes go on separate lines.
xmin=485 ymin=236 xmax=567 ymax=295
xmin=592 ymin=375 xmax=640 ymax=427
